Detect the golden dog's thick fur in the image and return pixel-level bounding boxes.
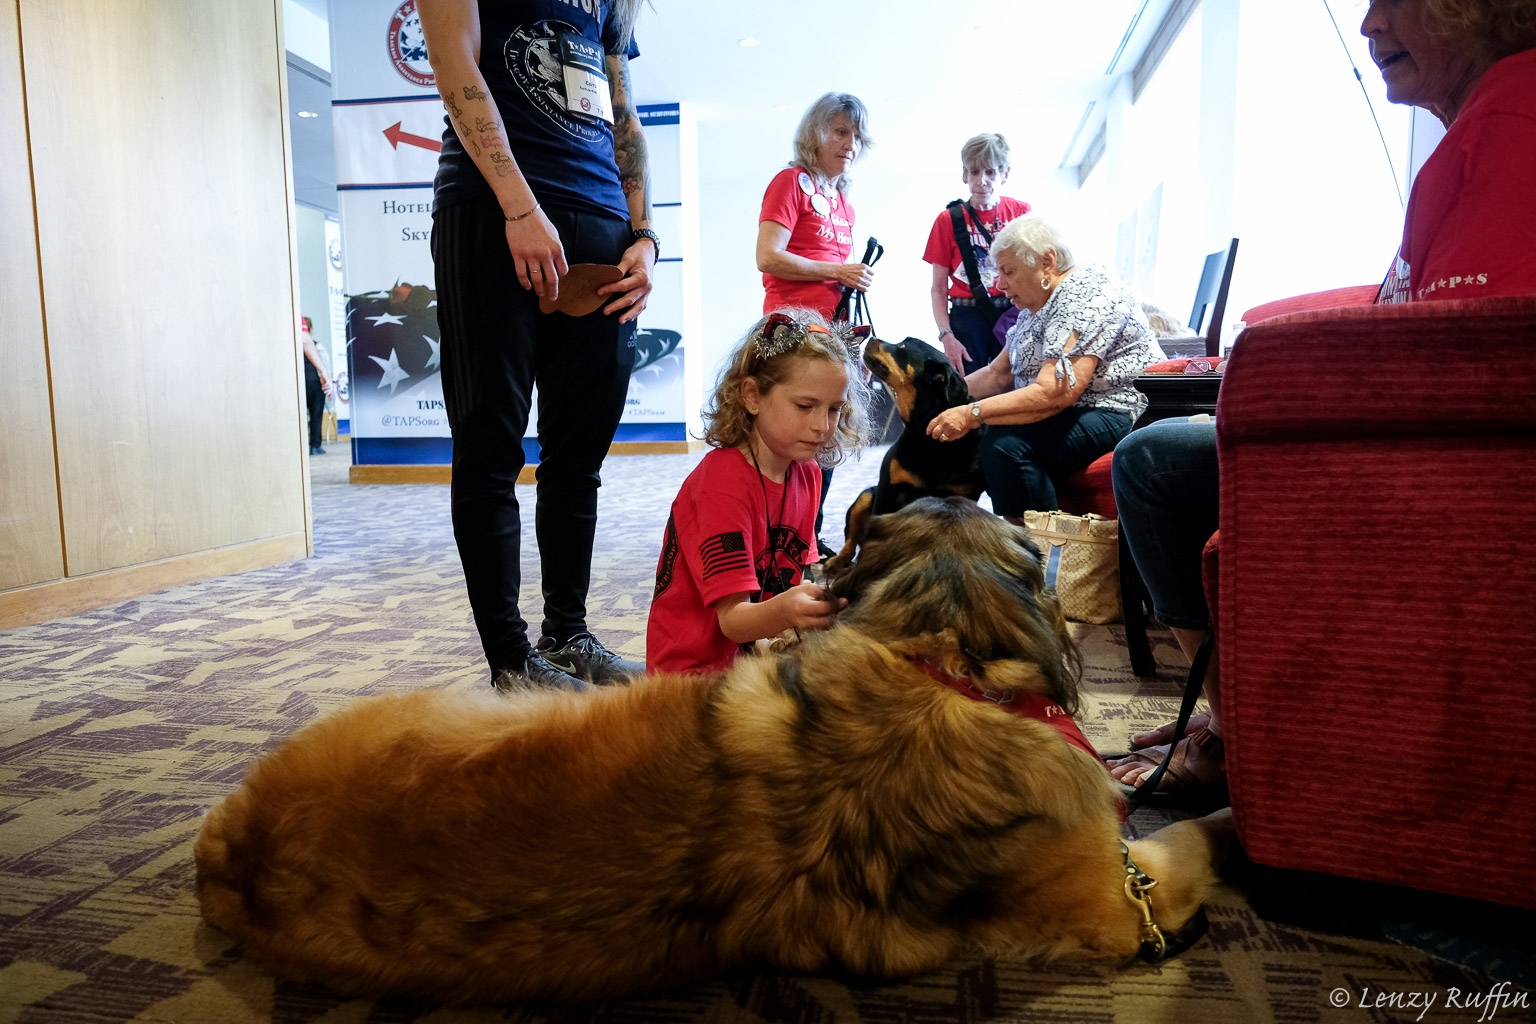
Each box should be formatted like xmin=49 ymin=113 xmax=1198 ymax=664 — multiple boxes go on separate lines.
xmin=195 ymin=497 xmax=1232 ymax=1003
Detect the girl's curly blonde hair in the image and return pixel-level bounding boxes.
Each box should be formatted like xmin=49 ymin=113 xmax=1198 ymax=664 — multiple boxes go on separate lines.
xmin=702 ymin=308 xmax=871 ymax=467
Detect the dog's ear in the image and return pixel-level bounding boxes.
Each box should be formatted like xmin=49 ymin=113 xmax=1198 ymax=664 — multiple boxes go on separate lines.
xmin=944 ymin=363 xmax=973 ymax=408
xmin=999 ymin=518 xmax=1051 ymax=598
xmin=1013 ymin=526 xmax=1044 ymax=572
xmin=996 ymin=518 xmax=1081 ymax=706
xmin=922 ymin=359 xmax=953 ymax=394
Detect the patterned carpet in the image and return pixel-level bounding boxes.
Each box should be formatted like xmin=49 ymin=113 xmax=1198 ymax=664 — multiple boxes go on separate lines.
xmin=1 ymin=445 xmax=1529 ymax=1023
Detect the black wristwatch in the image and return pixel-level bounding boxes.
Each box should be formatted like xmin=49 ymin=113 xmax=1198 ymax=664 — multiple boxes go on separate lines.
xmin=631 ymin=228 xmax=660 ymax=262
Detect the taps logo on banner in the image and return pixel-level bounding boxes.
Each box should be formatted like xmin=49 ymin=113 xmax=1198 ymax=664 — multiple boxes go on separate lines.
xmin=387 ymin=0 xmax=434 ymax=87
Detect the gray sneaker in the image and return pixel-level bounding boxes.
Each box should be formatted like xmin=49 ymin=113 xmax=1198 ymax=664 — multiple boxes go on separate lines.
xmin=535 ymin=632 xmax=643 ymax=685
xmin=492 ymin=652 xmax=590 ymax=694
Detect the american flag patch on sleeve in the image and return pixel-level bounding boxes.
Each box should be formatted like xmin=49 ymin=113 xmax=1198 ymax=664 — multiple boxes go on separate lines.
xmin=699 ymin=531 xmax=750 ymax=579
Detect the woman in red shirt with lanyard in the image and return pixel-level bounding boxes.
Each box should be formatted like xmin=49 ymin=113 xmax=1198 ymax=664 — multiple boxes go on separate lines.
xmin=755 ymin=92 xmax=875 ymax=555
xmin=755 ymin=93 xmax=875 ymax=317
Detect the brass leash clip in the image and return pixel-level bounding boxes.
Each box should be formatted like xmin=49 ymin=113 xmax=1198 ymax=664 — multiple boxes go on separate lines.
xmin=1123 ymin=871 xmax=1167 ymax=960
xmin=1119 ymin=839 xmax=1169 ymax=961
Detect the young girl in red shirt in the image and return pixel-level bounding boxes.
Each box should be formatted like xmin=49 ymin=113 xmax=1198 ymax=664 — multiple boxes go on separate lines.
xmin=647 ymin=310 xmax=870 ymax=674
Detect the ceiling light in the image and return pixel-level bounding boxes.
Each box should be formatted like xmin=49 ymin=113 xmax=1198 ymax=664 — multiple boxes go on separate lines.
xmin=738 ymin=37 xmax=759 ymax=46
xmin=297 ymin=110 xmax=319 ymax=118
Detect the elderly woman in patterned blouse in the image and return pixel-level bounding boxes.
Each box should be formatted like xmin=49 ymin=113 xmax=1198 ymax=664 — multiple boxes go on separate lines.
xmin=926 ymin=214 xmax=1165 ymax=520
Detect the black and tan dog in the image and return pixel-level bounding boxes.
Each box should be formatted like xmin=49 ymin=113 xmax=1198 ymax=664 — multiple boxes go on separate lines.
xmin=825 ymin=337 xmax=985 ymax=573
xmin=195 ymin=497 xmax=1232 ymax=1004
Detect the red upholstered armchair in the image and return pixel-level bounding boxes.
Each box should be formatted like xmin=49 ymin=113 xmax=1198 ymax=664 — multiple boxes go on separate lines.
xmin=1210 ymin=291 xmax=1536 ymax=910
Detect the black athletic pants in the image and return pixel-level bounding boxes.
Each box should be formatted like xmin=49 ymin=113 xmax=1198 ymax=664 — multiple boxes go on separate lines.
xmin=432 ymin=195 xmax=637 ymax=677
xmin=303 ymin=362 xmax=325 ymax=448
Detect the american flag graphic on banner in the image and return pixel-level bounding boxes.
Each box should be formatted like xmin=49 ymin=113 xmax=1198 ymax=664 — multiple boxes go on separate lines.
xmin=347 ymin=282 xmax=440 ymax=398
xmin=344 ymin=281 xmax=448 ymax=437
xmin=699 ymin=531 xmax=750 ymax=580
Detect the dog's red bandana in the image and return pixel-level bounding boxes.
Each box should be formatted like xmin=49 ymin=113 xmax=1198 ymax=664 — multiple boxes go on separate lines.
xmin=919 ymin=661 xmax=1105 ymax=768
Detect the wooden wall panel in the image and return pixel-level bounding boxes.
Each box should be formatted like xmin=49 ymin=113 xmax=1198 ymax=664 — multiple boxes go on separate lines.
xmin=0 ymin=0 xmax=65 ymax=591
xmin=22 ymin=0 xmax=304 ymax=576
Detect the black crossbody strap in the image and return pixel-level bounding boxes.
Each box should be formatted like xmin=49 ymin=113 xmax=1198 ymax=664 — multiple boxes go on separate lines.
xmin=946 ymin=200 xmax=1000 ymax=328
xmin=964 ymin=201 xmax=998 ymax=246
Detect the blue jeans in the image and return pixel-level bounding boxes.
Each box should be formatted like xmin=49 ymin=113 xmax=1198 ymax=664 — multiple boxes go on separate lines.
xmin=980 ymin=406 xmax=1133 ymax=516
xmin=1111 ymin=418 xmax=1219 ymax=630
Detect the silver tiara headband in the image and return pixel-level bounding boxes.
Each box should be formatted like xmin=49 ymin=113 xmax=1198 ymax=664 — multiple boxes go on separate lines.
xmin=752 ymin=311 xmax=871 ymax=362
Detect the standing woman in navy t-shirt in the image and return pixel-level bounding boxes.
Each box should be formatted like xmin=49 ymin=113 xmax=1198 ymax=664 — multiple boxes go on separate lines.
xmin=419 ymin=0 xmax=657 ymax=691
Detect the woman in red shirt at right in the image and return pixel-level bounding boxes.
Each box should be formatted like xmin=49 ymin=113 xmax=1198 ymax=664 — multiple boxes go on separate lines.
xmin=1108 ymin=0 xmax=1536 ymax=800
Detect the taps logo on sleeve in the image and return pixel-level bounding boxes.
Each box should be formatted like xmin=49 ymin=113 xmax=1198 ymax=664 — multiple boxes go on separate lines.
xmin=387 ymin=1 xmax=435 ymax=87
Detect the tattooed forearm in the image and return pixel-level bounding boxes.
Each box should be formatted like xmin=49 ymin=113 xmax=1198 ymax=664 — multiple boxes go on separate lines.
xmin=616 ymin=117 xmax=649 ymax=209
xmin=471 ymin=115 xmax=503 ymax=156
xmin=419 ymin=5 xmax=532 ymax=212
xmin=607 ymin=55 xmax=651 ymax=223
xmin=441 ymin=93 xmax=477 ymax=153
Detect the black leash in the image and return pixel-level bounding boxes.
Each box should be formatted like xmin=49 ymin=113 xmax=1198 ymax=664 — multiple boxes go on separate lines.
xmin=833 ymin=236 xmax=882 ymax=328
xmin=1123 ymin=629 xmax=1215 ymax=809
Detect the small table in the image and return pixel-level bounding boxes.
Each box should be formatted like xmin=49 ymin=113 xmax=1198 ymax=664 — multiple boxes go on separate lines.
xmin=1132 ymin=371 xmax=1222 ymax=427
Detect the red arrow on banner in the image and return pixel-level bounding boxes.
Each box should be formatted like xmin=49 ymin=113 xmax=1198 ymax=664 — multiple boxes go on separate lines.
xmin=382 ymin=121 xmax=442 ymax=153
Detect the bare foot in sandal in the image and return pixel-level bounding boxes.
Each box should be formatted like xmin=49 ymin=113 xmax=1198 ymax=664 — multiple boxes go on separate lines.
xmin=1130 ymin=712 xmax=1211 ymax=750
xmin=1108 ymin=725 xmax=1227 ymax=794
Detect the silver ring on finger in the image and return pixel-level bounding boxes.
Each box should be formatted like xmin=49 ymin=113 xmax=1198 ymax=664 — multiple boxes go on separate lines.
xmin=940 ymin=432 xmax=949 ymax=441
xmin=530 ymin=268 xmax=542 ymax=275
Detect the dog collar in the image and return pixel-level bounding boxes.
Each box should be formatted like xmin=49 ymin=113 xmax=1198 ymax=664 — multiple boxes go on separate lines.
xmin=915 ymin=660 xmax=1103 ymax=764
xmin=1119 ymin=839 xmax=1210 ymax=963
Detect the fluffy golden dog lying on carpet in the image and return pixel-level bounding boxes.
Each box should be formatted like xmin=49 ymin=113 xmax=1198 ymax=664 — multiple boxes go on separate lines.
xmin=195 ymin=497 xmax=1232 ymax=1003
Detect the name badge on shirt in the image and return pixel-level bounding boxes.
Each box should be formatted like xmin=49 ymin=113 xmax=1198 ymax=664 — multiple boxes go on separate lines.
xmin=557 ymin=30 xmax=613 ymax=124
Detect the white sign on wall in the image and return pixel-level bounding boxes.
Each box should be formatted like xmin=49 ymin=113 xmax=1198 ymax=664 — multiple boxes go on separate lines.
xmin=324 ymin=216 xmax=349 ymax=428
